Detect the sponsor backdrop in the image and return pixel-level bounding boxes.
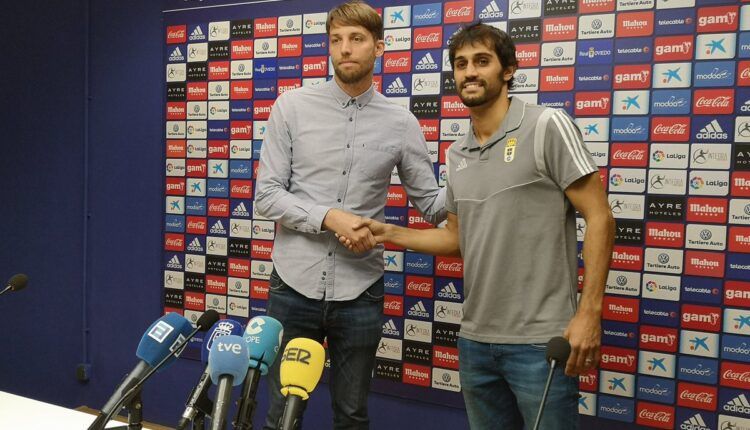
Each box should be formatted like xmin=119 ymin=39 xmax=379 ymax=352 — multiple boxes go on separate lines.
xmin=164 ymin=0 xmax=750 ymax=427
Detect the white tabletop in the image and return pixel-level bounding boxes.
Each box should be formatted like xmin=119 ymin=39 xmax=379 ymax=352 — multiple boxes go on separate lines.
xmin=0 ymin=390 xmax=156 ymax=430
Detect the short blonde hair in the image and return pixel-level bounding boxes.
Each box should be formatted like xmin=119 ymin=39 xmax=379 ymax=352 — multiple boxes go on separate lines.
xmin=326 ymin=1 xmax=383 ymax=41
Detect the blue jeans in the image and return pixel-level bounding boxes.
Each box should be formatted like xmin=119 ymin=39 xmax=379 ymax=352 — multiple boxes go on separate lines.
xmin=457 ymin=337 xmax=579 ymax=430
xmin=263 ymin=270 xmax=383 ymax=430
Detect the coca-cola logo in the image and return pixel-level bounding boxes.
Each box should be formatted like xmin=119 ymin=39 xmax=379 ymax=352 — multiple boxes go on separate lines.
xmin=654 ymin=124 xmax=687 ymax=135
xmin=613 ymin=149 xmax=646 ymax=160
xmin=679 ymin=390 xmax=714 ymax=403
xmin=415 ymin=33 xmax=440 ymax=43
xmin=638 ymin=409 xmax=671 ymax=423
xmin=695 ymin=96 xmax=731 ymax=108
xmin=446 ymin=6 xmax=472 ymax=17
xmin=724 ymin=369 xmax=750 ymax=382
xmin=437 ymin=262 xmax=462 ymax=271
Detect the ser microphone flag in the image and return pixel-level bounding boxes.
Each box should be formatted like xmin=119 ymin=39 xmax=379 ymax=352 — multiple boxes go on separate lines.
xmin=278 ymin=338 xmax=325 ymax=430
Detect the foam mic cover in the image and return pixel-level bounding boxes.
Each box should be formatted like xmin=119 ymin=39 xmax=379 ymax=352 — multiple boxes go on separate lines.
xmin=279 ymin=338 xmax=325 ymax=400
xmin=243 ymin=316 xmax=284 ymax=375
xmin=209 ymin=335 xmax=249 ymax=386
xmin=135 ymin=313 xmax=193 ymax=368
xmin=546 ymin=336 xmax=571 ymax=367
xmin=201 ymin=319 xmax=244 ymax=363
xmin=196 ymin=309 xmax=220 ymax=330
xmin=6 ymin=273 xmax=28 ymax=291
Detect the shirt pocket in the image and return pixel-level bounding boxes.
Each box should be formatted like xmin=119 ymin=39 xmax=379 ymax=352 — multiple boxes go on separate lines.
xmin=354 ymin=145 xmax=399 ymax=182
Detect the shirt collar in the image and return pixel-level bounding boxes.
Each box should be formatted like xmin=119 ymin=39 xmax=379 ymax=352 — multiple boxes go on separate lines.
xmin=327 ymin=78 xmax=376 ymax=110
xmin=462 ymin=96 xmax=526 ymax=151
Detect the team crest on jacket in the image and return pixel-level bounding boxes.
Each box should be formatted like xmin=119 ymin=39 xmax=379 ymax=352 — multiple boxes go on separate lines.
xmin=504 ymin=138 xmax=517 ymax=162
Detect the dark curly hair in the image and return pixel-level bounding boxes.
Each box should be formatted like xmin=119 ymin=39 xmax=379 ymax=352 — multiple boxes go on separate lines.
xmin=448 ymin=22 xmax=518 ymax=90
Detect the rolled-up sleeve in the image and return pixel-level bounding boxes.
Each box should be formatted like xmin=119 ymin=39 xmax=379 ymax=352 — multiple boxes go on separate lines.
xmin=254 ymin=95 xmax=330 ymax=233
xmin=397 ymin=115 xmax=447 ymax=225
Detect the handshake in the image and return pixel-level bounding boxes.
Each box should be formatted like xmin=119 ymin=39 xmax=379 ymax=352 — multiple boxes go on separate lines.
xmin=323 ymin=208 xmax=391 ymax=254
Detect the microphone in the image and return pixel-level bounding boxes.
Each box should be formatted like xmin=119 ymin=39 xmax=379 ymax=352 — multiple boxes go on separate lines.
xmin=0 ymin=273 xmax=28 ymax=296
xmin=208 ymin=335 xmax=249 ymax=430
xmin=532 ymin=336 xmax=572 ymax=430
xmin=89 ymin=310 xmax=219 ymax=430
xmin=278 ymin=338 xmax=325 ymax=430
xmin=176 ymin=319 xmax=244 ymax=430
xmin=234 ymin=316 xmax=284 ymax=430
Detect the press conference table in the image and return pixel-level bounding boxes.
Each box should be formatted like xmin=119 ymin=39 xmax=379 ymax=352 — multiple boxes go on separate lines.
xmin=0 ymin=390 xmax=158 ymax=429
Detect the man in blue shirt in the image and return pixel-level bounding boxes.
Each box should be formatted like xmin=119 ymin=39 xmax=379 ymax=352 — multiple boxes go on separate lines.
xmin=254 ymin=2 xmax=445 ymax=428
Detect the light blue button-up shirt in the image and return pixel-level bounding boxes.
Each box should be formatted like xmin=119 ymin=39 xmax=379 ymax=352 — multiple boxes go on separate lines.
xmin=255 ymin=79 xmax=446 ymax=300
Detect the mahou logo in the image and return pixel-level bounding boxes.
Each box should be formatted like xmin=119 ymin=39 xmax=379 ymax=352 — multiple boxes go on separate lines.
xmin=419 ymin=119 xmax=439 ymax=141
xmin=515 ymin=44 xmax=541 ymax=67
xmin=602 ymin=296 xmax=639 ymax=323
xmin=729 ymin=226 xmax=750 ymax=253
xmin=687 ymin=197 xmax=727 ymax=224
xmin=616 ymin=11 xmax=654 ymax=38
xmin=636 ymin=403 xmax=674 ymax=428
xmin=441 ymin=95 xmax=470 ymax=117
xmin=540 ymin=67 xmax=574 ymax=92
xmin=610 ymin=246 xmax=643 ymax=271
xmin=645 ymin=222 xmax=684 ymax=248
xmin=543 ymin=16 xmax=577 ymax=42
xmin=610 ymin=143 xmax=648 ymax=167
xmin=651 ymin=117 xmax=690 ymax=142
xmin=444 ymin=0 xmax=474 ymax=24
xmin=684 ymin=250 xmax=725 ymax=278
xmin=383 ymin=52 xmax=411 ymax=73
xmin=436 ymin=256 xmax=463 ymax=278
xmin=721 ymin=362 xmax=750 ymax=389
xmin=639 ymin=325 xmax=678 ymax=352
xmin=387 ymin=185 xmax=407 ymax=207
xmin=612 ymin=64 xmax=650 ymax=90
xmin=402 ymin=363 xmax=431 ymax=387
xmin=677 ymin=382 xmax=717 ymax=411
xmin=693 ymin=89 xmax=734 ymax=115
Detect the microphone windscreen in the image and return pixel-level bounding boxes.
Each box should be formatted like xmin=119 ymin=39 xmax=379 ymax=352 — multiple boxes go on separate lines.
xmin=136 ymin=313 xmax=193 ymax=367
xmin=546 ymin=336 xmax=571 ymax=366
xmin=243 ymin=316 xmax=284 ymax=375
xmin=201 ymin=319 xmax=244 ymax=363
xmin=279 ymin=338 xmax=325 ymax=399
xmin=208 ymin=335 xmax=249 ymax=386
xmin=196 ymin=309 xmax=220 ymax=330
xmin=7 ymin=273 xmax=28 ymax=291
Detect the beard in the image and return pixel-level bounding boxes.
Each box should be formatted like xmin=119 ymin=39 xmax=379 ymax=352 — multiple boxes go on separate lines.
xmin=333 ymin=58 xmax=375 ymax=85
xmin=458 ymin=77 xmax=503 ymax=107
xmin=457 ymin=68 xmax=507 ymax=107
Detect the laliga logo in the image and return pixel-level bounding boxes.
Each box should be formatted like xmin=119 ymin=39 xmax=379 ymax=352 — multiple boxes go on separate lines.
xmin=610 ymin=174 xmax=623 ymax=187
xmin=690 ymin=177 xmax=705 ymax=190
xmin=385 ymin=35 xmax=395 ymax=46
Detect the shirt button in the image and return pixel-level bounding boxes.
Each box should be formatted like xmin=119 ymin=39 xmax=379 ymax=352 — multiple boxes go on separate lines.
xmin=342 ymin=171 xmax=346 ymax=175
xmin=346 ymin=144 xmax=350 ymax=148
xmin=328 ymin=252 xmax=332 ymax=256
xmin=349 ymin=117 xmax=353 ymax=121
xmin=323 ymin=271 xmax=327 ymax=275
xmin=337 ymin=198 xmax=341 ymax=202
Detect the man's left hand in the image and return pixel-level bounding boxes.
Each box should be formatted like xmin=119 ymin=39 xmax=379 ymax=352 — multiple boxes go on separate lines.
xmin=563 ymin=312 xmax=601 ymax=376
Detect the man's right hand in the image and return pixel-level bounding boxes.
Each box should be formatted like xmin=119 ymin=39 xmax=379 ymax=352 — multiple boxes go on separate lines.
xmin=323 ymin=208 xmax=377 ymax=254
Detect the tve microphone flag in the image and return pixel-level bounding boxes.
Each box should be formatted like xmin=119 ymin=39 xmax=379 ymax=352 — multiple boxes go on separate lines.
xmin=208 ymin=335 xmax=249 ymax=430
xmin=177 ymin=319 xmax=244 ymax=430
xmin=278 ymin=338 xmax=325 ymax=430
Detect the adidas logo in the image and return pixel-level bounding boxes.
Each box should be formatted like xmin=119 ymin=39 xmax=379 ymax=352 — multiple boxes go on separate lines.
xmin=723 ymin=393 xmax=750 ymax=415
xmin=210 ymin=220 xmax=227 ymax=235
xmin=407 ymin=301 xmax=430 ymax=318
xmin=742 ymin=100 xmax=750 ymax=113
xmin=189 ymin=26 xmax=205 ymax=41
xmin=232 ymin=202 xmax=250 ymax=217
xmin=187 ymin=237 xmax=204 ymax=252
xmin=696 ymin=119 xmax=728 ymax=140
xmin=382 ymin=319 xmax=400 ymax=336
xmin=169 ymin=47 xmax=185 ymax=62
xmin=438 ymin=282 xmax=461 ymax=300
xmin=479 ymin=0 xmax=503 ymax=19
xmin=386 ymin=77 xmax=408 ymax=95
xmin=680 ymin=413 xmax=710 ymax=430
xmin=166 ymin=255 xmax=182 ymax=269
xmin=415 ymin=52 xmax=438 ymax=71
xmin=455 ymin=158 xmax=468 ymax=172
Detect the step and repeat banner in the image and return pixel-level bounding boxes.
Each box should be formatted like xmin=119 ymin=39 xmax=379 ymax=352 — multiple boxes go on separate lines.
xmin=162 ymin=0 xmax=750 ymax=427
